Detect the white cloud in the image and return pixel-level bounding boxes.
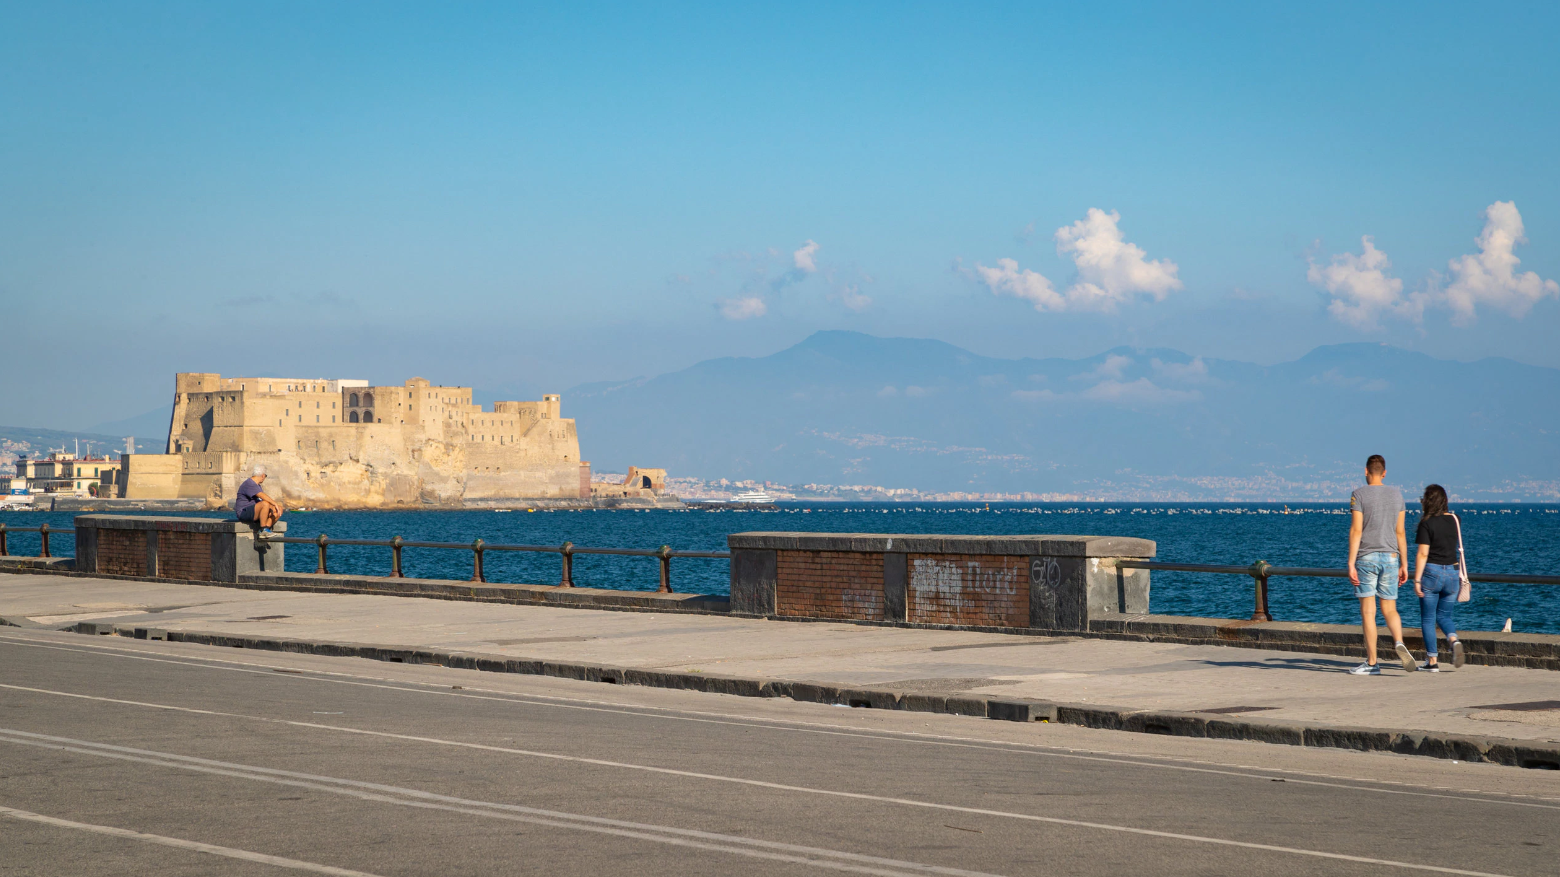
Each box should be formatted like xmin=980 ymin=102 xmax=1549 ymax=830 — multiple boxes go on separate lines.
xmin=1444 ymin=201 xmax=1558 ymax=324
xmin=977 ymin=209 xmax=1181 ymax=313
xmin=1054 ymin=209 xmax=1182 ymax=308
xmin=904 ymin=385 xmax=930 ymax=397
xmin=793 ymin=239 xmax=820 ymax=273
xmin=1073 ymin=353 xmax=1133 ymax=381
xmin=1307 ymin=236 xmax=1421 ymax=329
xmin=717 ymin=295 xmax=767 ymax=320
xmin=836 ymin=283 xmax=871 ymax=311
xmin=1151 ymin=356 xmax=1209 ymax=383
xmin=1081 ymin=378 xmax=1199 ymax=404
xmin=975 ymin=258 xmax=1063 ymax=310
xmin=876 ymin=385 xmax=898 ymax=398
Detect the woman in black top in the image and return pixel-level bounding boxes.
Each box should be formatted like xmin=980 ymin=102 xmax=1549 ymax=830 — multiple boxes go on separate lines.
xmin=1413 ymin=484 xmax=1464 ymax=670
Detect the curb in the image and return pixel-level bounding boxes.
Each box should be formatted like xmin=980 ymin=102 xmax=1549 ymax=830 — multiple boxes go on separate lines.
xmin=73 ymin=622 xmax=1560 ymax=771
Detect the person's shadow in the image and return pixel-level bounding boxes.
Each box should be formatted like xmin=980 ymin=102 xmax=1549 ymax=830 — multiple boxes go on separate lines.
xmin=1195 ymin=656 xmax=1357 ymax=672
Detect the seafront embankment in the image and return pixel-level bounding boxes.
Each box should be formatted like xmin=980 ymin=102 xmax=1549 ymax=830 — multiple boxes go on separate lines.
xmin=3 ymin=565 xmax=1559 ymax=770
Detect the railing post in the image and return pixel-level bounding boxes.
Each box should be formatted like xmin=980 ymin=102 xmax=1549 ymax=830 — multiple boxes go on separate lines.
xmin=559 ymin=541 xmax=574 ymax=587
xmin=471 ymin=538 xmax=485 ymax=583
xmin=39 ymin=523 xmax=50 ymax=558
xmin=315 ymin=533 xmax=329 ymax=575
xmin=390 ymin=536 xmax=403 ymax=578
xmin=657 ymin=545 xmax=672 ymax=593
xmin=0 ymin=523 xmax=7 ymax=556
xmin=1248 ymin=560 xmax=1273 ymax=622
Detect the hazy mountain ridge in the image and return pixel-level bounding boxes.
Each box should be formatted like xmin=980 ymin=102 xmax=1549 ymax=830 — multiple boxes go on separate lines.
xmin=566 ymin=331 xmax=1560 ymax=500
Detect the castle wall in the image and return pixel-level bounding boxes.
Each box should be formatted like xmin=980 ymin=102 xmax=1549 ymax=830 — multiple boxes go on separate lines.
xmin=141 ymin=373 xmax=588 ymax=507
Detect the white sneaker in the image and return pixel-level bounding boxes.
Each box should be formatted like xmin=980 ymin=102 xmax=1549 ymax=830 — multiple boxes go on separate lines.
xmin=1394 ymin=643 xmax=1417 ymax=672
xmin=1349 ymin=662 xmax=1381 ymax=676
xmin=1452 ymin=640 xmax=1465 ymax=669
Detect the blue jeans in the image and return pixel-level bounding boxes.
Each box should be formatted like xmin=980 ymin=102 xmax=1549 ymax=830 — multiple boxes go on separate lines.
xmin=1420 ymin=563 xmax=1460 ymax=657
xmin=1354 ymin=552 xmax=1399 ymax=600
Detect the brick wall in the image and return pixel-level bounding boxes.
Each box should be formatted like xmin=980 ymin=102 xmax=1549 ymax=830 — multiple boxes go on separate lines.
xmin=96 ymin=529 xmax=147 ymax=577
xmin=158 ymin=531 xmax=212 ymax=581
xmin=908 ymin=554 xmax=1029 ymax=628
xmin=776 ymin=550 xmax=884 ymax=621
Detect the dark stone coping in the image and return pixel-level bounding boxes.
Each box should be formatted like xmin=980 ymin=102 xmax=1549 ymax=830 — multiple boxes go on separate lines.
xmin=80 ymin=623 xmax=1560 ymax=769
xmin=236 ymin=572 xmax=727 ymax=613
xmin=74 ymin=515 xmax=288 ymax=535
xmin=727 ymin=532 xmax=1156 ymax=557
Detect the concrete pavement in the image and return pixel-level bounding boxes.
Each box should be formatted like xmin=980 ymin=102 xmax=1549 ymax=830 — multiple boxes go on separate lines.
xmin=2 ymin=571 xmax=1558 ymax=752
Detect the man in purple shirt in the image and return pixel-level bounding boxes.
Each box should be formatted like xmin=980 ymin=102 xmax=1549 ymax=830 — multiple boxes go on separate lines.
xmin=235 ymin=465 xmax=283 ymax=531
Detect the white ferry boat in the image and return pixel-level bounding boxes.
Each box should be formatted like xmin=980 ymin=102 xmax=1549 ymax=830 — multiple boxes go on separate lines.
xmin=727 ymin=490 xmax=774 ymax=504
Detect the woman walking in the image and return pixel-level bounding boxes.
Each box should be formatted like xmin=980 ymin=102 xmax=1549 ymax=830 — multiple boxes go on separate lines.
xmin=1413 ymin=484 xmax=1466 ymax=671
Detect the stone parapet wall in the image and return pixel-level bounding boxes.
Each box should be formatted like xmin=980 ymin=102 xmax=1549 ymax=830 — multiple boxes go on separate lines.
xmin=907 ymin=553 xmax=1030 ymax=628
xmin=775 ymin=550 xmax=885 ymax=620
xmin=73 ymin=515 xmax=284 ymax=583
xmin=731 ymin=532 xmax=1155 ymax=632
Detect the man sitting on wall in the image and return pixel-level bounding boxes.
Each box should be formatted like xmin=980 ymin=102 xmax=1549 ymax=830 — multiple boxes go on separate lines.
xmin=235 ymin=465 xmax=283 ymax=531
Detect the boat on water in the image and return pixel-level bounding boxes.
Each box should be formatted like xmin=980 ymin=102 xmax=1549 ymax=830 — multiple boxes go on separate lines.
xmin=727 ymin=490 xmax=774 ymax=504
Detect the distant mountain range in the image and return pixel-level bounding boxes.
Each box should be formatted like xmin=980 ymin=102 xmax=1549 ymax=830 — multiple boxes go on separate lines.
xmin=565 ymin=331 xmax=1560 ymax=501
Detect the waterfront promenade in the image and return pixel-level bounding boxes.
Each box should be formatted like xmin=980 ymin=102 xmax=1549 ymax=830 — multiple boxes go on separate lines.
xmin=3 ymin=571 xmax=1557 ymax=748
xmin=4 ymin=570 xmax=1560 ymax=876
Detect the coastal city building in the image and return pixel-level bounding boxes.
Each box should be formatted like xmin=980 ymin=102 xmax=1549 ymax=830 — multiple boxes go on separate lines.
xmin=112 ymin=373 xmax=594 ymax=507
xmin=2 ymin=453 xmax=121 ymax=497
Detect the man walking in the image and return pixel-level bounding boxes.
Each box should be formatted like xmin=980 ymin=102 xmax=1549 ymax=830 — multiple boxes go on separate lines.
xmin=1347 ymin=454 xmax=1415 ymax=674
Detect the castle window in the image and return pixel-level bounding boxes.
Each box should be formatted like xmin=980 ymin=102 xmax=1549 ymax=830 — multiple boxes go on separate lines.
xmin=350 ymin=393 xmax=358 ymax=407
xmin=363 ymin=393 xmax=374 ymax=408
xmin=349 ymin=412 xmax=358 ymax=423
xmin=363 ymin=411 xmax=373 ymax=423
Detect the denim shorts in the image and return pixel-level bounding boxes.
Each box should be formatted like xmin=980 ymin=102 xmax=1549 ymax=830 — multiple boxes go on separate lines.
xmin=1354 ymin=552 xmax=1399 ymax=600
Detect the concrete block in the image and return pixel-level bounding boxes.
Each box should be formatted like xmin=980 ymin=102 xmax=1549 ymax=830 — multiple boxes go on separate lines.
xmin=73 ymin=621 xmax=116 ymax=635
xmin=1125 ymin=711 xmax=1208 ymax=737
xmin=838 ymin=688 xmax=901 ymax=710
xmin=1303 ymin=725 xmax=1396 ymax=752
xmin=789 ymin=683 xmax=843 ymax=705
xmin=988 ymin=699 xmax=1056 ymax=723
xmin=900 ymin=693 xmax=948 ymax=714
xmin=1203 ymin=719 xmax=1305 ymax=746
xmin=882 ymin=553 xmax=907 ymax=623
xmin=944 ymin=696 xmax=989 ymax=717
xmin=1056 ymin=705 xmax=1126 ymax=730
xmin=132 ymin=628 xmax=168 ymax=641
xmin=730 ymin=548 xmax=777 ymax=616
xmin=1482 ymin=739 xmax=1560 ymax=770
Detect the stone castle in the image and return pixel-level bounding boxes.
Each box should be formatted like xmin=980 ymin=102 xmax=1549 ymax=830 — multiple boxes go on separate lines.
xmin=117 ymin=373 xmax=594 ymax=507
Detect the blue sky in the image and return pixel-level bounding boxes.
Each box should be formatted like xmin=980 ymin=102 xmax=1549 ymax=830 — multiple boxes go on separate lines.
xmin=3 ymin=2 xmax=1558 ymax=429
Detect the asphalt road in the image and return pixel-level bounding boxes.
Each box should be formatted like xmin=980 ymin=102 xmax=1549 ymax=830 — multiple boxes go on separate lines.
xmin=1 ymin=629 xmax=1556 ymax=877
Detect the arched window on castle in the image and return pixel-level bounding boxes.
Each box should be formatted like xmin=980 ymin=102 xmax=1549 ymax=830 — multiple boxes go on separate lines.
xmin=363 ymin=411 xmax=373 ymax=423
xmin=363 ymin=393 xmax=374 ymax=408
xmin=349 ymin=393 xmax=359 ymax=407
xmin=349 ymin=411 xmax=359 ymax=423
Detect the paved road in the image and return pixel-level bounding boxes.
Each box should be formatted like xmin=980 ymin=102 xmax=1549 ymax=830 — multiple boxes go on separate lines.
xmin=1 ymin=629 xmax=1556 ymax=877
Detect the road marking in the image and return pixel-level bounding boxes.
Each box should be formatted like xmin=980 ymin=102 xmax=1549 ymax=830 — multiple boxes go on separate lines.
xmin=0 ymin=804 xmax=388 ymax=876
xmin=4 ymin=634 xmax=1559 ymax=812
xmin=6 ymin=627 xmax=1553 ymax=805
xmin=0 ymin=724 xmax=1525 ymax=877
xmin=0 ymin=731 xmax=1001 ymax=877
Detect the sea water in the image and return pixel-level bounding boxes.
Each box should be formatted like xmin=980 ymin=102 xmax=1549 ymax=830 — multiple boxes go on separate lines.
xmin=6 ymin=503 xmax=1557 ymax=634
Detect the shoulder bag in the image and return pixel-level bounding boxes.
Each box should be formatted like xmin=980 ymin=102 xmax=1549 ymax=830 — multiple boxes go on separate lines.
xmin=1449 ymin=513 xmax=1471 ymax=602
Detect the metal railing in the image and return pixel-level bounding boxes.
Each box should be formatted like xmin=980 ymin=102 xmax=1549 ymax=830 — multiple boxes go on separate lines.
xmin=0 ymin=523 xmax=73 ymax=558
xmin=1117 ymin=559 xmax=1560 ymax=623
xmin=257 ymin=533 xmax=731 ymax=593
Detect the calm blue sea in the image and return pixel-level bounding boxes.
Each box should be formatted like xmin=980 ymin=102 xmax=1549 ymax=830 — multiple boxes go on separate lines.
xmin=5 ymin=503 xmax=1557 ymax=634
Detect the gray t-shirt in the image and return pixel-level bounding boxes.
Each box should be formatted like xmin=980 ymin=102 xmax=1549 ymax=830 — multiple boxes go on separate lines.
xmin=1351 ymin=484 xmax=1405 ymax=556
